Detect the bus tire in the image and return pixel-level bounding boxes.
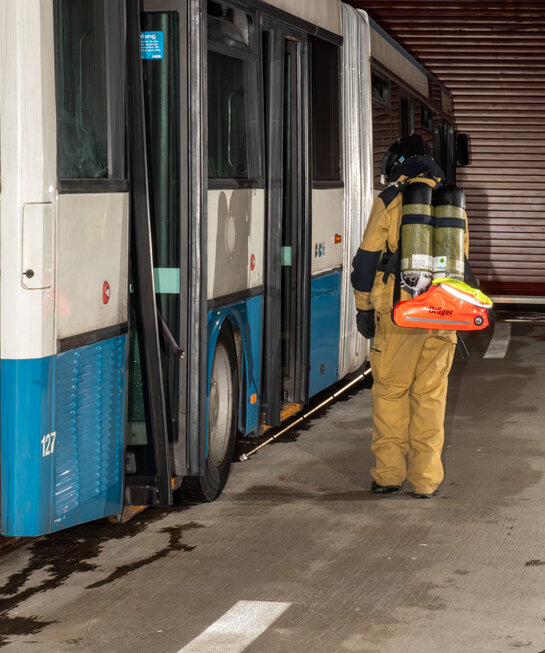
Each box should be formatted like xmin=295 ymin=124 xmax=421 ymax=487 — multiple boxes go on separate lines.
xmin=182 ymin=323 xmax=238 ymax=502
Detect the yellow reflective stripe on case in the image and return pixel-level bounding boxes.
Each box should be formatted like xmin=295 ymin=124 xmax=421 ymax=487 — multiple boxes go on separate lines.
xmin=432 ymin=278 xmax=493 ymax=308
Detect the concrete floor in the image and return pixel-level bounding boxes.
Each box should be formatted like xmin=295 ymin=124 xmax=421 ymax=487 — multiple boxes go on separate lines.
xmin=1 ymin=311 xmax=545 ymax=652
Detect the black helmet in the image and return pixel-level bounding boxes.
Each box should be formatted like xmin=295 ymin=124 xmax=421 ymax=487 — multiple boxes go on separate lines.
xmin=381 ymin=134 xmax=432 ymax=182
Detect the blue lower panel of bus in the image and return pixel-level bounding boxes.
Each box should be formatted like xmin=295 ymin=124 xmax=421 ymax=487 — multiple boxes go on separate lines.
xmin=309 ymin=272 xmax=341 ymax=397
xmin=1 ymin=335 xmax=126 ymax=536
xmin=207 ymin=294 xmax=263 ymax=437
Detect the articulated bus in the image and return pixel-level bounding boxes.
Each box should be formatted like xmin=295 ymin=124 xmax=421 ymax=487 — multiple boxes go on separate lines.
xmin=0 ymin=0 xmax=462 ymax=536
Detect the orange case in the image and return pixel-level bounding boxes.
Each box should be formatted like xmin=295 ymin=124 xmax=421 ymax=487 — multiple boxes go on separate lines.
xmin=392 ymin=282 xmax=491 ymax=331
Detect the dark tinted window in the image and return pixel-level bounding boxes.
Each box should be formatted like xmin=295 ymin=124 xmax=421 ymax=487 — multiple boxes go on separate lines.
xmin=311 ymin=37 xmax=341 ymax=183
xmin=400 ymin=95 xmax=414 ymax=136
xmin=372 ymin=102 xmax=392 ymax=189
xmin=372 ymin=73 xmax=390 ymax=106
xmin=207 ymin=3 xmax=260 ymax=180
xmin=54 ymin=0 xmax=124 ymax=180
xmin=421 ymin=106 xmax=434 ymax=132
xmin=207 ymin=51 xmax=260 ymax=179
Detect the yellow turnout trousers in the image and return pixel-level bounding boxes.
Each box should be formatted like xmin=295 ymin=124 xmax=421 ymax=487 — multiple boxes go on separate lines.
xmin=369 ymin=312 xmax=456 ymax=494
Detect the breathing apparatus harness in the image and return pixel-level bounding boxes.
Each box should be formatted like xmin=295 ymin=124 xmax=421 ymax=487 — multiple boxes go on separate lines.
xmin=376 ymin=177 xmax=495 ymax=348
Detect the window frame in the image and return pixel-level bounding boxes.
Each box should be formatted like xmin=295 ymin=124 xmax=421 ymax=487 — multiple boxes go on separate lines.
xmin=310 ymin=35 xmax=342 ymax=189
xmin=421 ymin=105 xmax=434 ymax=133
xmin=399 ymin=92 xmax=415 ymax=137
xmin=54 ymin=0 xmax=127 ymax=193
xmin=372 ymin=72 xmax=390 ymax=108
xmin=206 ymin=2 xmax=264 ymax=189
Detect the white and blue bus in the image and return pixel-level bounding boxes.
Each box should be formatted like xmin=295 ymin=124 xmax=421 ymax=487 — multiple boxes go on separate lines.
xmin=0 ymin=0 xmax=462 ymax=536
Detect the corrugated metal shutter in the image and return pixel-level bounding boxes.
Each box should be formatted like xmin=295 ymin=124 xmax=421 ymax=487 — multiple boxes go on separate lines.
xmin=348 ymin=1 xmax=545 ymax=297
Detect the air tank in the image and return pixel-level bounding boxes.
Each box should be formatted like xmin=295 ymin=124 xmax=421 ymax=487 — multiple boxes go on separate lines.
xmin=433 ymin=185 xmax=467 ymax=281
xmin=401 ymin=182 xmax=434 ymax=295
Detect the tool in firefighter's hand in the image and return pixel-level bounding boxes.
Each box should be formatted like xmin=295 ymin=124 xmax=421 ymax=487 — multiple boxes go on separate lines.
xmin=393 ymin=278 xmax=493 ymax=331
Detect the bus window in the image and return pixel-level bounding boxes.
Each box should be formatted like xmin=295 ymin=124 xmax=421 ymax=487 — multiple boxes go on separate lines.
xmin=207 ymin=4 xmax=260 ymax=181
xmin=54 ymin=0 xmax=125 ymax=180
xmin=400 ymin=95 xmax=414 ymax=136
xmin=421 ymin=106 xmax=434 ymax=133
xmin=416 ymin=103 xmax=434 ymax=153
xmin=207 ymin=53 xmax=260 ymax=179
xmin=372 ymin=73 xmax=389 ymax=107
xmin=311 ymin=37 xmax=341 ymax=184
xmin=372 ymin=74 xmax=393 ymax=187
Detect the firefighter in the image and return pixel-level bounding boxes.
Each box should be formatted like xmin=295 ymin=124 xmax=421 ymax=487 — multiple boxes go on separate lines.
xmin=351 ymin=134 xmax=468 ymax=498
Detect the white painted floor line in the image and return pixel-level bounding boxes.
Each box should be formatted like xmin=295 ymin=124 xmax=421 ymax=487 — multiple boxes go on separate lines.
xmin=177 ymin=600 xmax=292 ymax=653
xmin=484 ymin=322 xmax=512 ymax=359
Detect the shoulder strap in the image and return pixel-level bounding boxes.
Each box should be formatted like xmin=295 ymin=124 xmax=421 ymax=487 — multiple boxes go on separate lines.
xmin=376 ymin=179 xmax=409 ymax=285
xmin=379 ymin=247 xmax=400 ymax=285
xmin=392 ymin=243 xmax=402 ymax=307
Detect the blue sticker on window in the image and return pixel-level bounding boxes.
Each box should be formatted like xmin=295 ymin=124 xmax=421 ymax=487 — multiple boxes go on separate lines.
xmin=141 ymin=31 xmax=164 ymax=60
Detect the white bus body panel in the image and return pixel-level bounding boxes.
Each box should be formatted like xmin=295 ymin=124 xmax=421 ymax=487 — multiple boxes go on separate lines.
xmin=311 ymin=188 xmax=344 ymax=276
xmin=369 ymin=20 xmax=429 ymax=99
xmin=0 ymin=0 xmax=57 ymax=359
xmin=21 ymin=203 xmax=54 ymax=290
xmin=207 ymin=188 xmax=265 ymax=301
xmin=56 ymin=193 xmax=129 ymax=339
xmin=338 ymin=6 xmax=375 ymax=378
xmin=263 ymin=0 xmax=342 ymax=36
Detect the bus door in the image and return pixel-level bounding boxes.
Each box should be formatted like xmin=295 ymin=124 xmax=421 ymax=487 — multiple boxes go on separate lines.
xmin=125 ymin=0 xmax=198 ymax=506
xmin=261 ymin=21 xmax=311 ymax=425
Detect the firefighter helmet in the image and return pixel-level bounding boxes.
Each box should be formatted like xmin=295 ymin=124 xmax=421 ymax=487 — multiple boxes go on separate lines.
xmin=381 ymin=133 xmax=432 ymax=183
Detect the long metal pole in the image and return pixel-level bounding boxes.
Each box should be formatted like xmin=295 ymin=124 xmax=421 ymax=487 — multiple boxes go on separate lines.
xmin=240 ymin=367 xmax=372 ymax=461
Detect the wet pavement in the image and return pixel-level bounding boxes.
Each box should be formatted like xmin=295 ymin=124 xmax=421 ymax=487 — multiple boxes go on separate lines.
xmin=1 ymin=310 xmax=545 ymax=652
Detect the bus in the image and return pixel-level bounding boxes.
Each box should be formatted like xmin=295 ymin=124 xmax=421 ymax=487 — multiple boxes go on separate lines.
xmin=0 ymin=0 xmax=463 ymax=536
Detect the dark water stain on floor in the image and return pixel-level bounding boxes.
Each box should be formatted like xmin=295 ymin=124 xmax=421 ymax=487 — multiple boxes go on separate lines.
xmin=235 ymin=484 xmax=316 ymax=502
xmin=0 ymin=508 xmax=202 ymax=647
xmin=335 ymin=418 xmax=372 ymax=431
xmin=318 ymin=490 xmax=383 ymax=502
xmin=225 ymin=484 xmax=413 ymax=505
xmin=0 ymin=615 xmax=55 ymax=646
xmin=453 ymin=569 xmax=471 ymax=576
xmin=86 ymin=522 xmax=203 ymax=589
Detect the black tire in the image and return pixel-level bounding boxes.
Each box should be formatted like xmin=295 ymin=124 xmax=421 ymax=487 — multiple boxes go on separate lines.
xmin=181 ymin=323 xmax=238 ymax=502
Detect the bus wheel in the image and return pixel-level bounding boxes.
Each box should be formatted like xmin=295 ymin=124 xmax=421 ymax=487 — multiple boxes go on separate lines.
xmin=182 ymin=324 xmax=238 ymax=502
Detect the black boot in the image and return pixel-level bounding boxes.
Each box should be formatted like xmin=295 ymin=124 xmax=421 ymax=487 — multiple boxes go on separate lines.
xmin=412 ymin=489 xmax=439 ymax=499
xmin=370 ymin=481 xmax=402 ymax=494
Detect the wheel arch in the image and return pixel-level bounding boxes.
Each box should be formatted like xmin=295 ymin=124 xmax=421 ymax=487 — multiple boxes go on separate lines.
xmin=207 ymin=301 xmax=261 ymax=437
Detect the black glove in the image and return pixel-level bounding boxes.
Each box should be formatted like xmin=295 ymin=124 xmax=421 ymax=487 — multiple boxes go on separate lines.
xmin=356 ymin=310 xmax=375 ymax=339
